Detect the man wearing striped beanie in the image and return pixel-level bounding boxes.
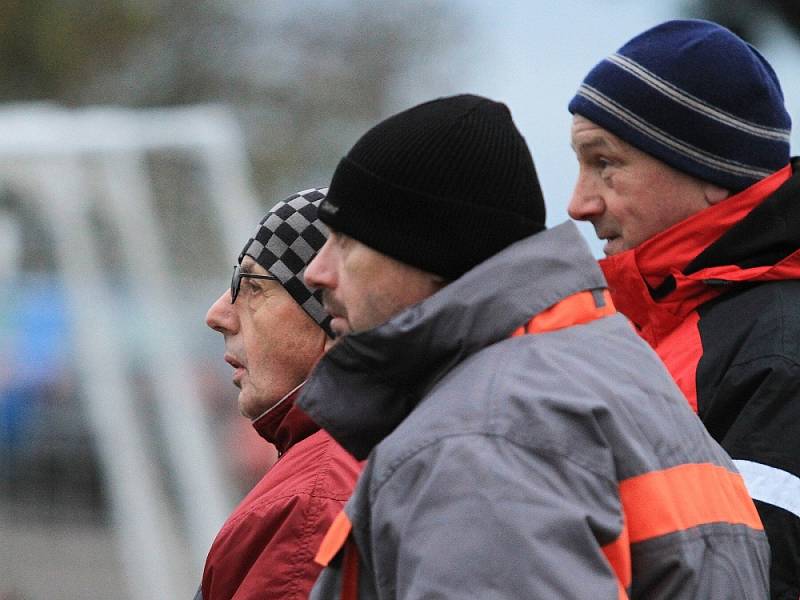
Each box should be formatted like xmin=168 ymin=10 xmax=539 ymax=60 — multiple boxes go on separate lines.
xmin=569 ymin=19 xmax=800 ymax=599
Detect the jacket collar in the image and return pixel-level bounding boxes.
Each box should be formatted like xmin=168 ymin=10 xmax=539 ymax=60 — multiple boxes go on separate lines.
xmin=298 ymin=221 xmax=607 ymax=459
xmin=601 ymin=163 xmax=799 ymax=344
xmin=251 ymin=381 xmax=320 ymax=456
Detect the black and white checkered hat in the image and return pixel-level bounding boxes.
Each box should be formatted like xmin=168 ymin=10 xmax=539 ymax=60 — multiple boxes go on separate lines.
xmin=238 ymin=188 xmax=332 ymax=337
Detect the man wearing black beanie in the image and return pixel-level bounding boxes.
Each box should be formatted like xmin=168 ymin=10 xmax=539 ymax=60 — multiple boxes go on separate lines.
xmin=299 ymin=94 xmax=769 ymax=598
xmin=569 ymin=20 xmax=800 ymax=599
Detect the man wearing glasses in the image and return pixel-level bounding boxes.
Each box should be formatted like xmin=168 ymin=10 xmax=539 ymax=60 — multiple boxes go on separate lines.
xmin=197 ymin=188 xmax=361 ymax=600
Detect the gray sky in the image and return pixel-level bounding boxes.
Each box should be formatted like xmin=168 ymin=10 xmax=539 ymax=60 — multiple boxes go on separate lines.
xmin=394 ymin=0 xmax=800 ymax=256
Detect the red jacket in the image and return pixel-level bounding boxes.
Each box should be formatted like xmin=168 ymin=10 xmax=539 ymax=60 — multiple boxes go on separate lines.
xmin=199 ymin=386 xmax=362 ymax=600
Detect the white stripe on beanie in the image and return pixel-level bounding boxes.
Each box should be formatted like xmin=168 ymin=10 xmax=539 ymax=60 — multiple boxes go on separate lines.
xmin=577 ymin=84 xmax=775 ymax=180
xmin=608 ymin=54 xmax=790 ymax=143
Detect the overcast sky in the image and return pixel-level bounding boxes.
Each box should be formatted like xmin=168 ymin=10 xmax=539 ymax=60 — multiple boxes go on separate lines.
xmin=393 ymin=0 xmax=800 ymax=256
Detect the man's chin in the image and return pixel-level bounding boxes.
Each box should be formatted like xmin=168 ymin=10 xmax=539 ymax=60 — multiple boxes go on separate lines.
xmin=602 ymin=237 xmax=625 ymax=256
xmin=237 ymin=391 xmax=261 ymax=420
xmin=240 ymin=404 xmax=269 ymax=421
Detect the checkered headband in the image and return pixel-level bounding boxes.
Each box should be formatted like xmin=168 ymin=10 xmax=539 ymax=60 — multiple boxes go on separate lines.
xmin=238 ymin=188 xmax=332 ymax=337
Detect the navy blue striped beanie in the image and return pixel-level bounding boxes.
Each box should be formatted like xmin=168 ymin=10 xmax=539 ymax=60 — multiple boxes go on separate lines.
xmin=569 ymin=19 xmax=791 ymax=192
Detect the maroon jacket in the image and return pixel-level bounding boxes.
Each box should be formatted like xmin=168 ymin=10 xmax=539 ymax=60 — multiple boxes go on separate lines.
xmin=198 ymin=386 xmax=362 ymax=600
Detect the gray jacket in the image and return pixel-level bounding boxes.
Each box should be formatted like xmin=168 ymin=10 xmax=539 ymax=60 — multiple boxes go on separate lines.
xmin=299 ymin=222 xmax=769 ymax=599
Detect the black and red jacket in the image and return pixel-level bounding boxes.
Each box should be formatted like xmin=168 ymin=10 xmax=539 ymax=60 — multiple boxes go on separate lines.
xmin=602 ymin=162 xmax=800 ymax=600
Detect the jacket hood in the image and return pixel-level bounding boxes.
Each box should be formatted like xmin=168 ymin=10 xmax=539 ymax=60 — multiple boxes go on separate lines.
xmin=297 ymin=221 xmax=606 ymax=459
xmin=601 ymin=161 xmax=800 ymax=343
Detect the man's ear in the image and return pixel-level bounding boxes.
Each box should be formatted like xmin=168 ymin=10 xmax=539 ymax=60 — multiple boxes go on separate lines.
xmin=704 ymin=183 xmax=730 ymax=206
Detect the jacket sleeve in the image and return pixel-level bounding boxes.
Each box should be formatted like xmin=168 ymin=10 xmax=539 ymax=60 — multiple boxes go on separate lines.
xmin=368 ymin=433 xmax=623 ymax=599
xmin=713 ymin=356 xmax=800 ymax=600
xmin=201 ymin=492 xmax=346 ymax=600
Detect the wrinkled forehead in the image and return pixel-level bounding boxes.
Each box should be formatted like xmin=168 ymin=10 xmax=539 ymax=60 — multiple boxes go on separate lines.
xmin=570 ymin=115 xmax=633 ymax=156
xmin=238 ymin=255 xmax=269 ymax=275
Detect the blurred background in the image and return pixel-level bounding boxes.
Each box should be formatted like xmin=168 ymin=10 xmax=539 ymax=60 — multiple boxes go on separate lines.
xmin=2 ymin=1 xmax=800 ymax=598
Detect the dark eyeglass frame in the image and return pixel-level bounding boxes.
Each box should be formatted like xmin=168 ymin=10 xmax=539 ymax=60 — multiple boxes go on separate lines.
xmin=230 ymin=264 xmax=279 ymax=304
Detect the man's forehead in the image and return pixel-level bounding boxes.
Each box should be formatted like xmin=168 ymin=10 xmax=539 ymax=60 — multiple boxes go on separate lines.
xmin=570 ymin=116 xmax=627 ymax=154
xmin=240 ymin=255 xmax=270 ymax=275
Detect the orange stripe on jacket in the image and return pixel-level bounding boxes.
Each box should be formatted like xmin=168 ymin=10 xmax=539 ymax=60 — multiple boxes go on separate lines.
xmin=315 ymin=510 xmax=352 ymax=567
xmin=601 ymin=463 xmax=762 ymax=594
xmin=511 ymin=289 xmax=616 ymax=337
xmin=602 ymin=517 xmax=632 ymax=592
xmin=621 ymin=462 xmax=763 ymax=544
xmin=315 ymin=510 xmax=360 ymax=600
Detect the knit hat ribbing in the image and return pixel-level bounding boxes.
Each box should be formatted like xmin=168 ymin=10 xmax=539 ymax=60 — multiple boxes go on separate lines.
xmin=318 ymin=94 xmax=546 ymax=280
xmin=569 ymin=19 xmax=791 ymax=192
xmin=239 ymin=188 xmax=333 ymax=337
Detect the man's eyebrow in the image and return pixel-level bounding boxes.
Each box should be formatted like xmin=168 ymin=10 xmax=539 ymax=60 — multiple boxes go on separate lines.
xmin=571 ymin=137 xmax=613 ymax=154
xmin=239 ymin=256 xmax=260 ymax=273
xmin=241 ymin=261 xmax=277 ymax=279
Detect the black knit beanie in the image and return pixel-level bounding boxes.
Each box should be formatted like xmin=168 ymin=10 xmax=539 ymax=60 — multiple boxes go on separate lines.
xmin=318 ymin=94 xmax=546 ymax=280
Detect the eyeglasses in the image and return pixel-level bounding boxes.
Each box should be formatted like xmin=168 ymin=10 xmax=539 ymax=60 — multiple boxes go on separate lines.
xmin=230 ymin=264 xmax=279 ymax=304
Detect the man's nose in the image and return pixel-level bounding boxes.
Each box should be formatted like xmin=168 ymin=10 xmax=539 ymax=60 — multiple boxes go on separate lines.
xmin=567 ymin=175 xmax=604 ymax=221
xmin=205 ymin=290 xmax=238 ymax=334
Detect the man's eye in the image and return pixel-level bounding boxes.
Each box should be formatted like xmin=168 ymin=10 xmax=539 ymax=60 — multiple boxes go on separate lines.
xmin=332 ymin=231 xmax=351 ymax=249
xmin=243 ymin=279 xmax=262 ymax=294
xmin=597 ymin=157 xmax=615 ymax=180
